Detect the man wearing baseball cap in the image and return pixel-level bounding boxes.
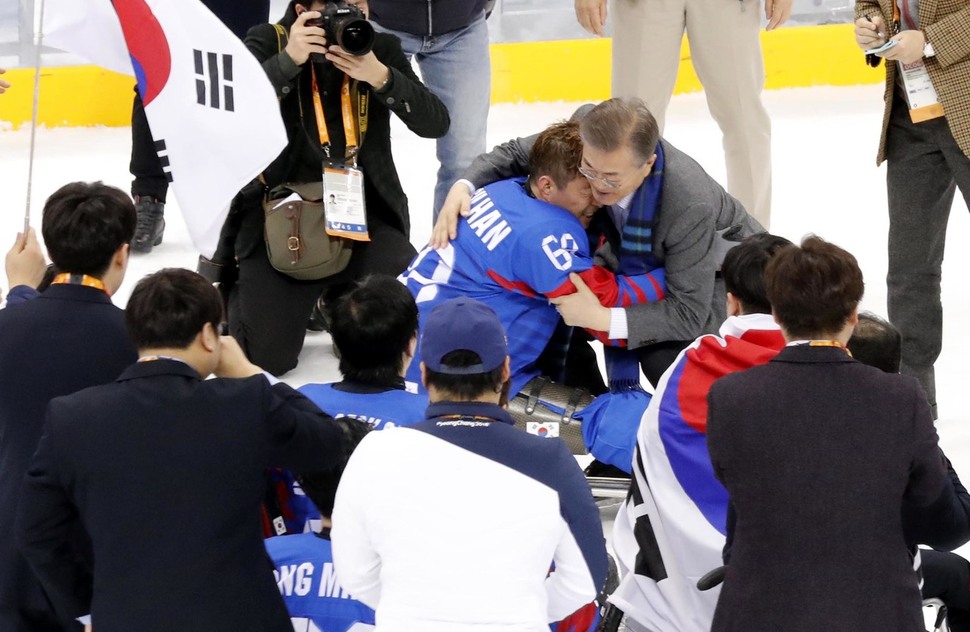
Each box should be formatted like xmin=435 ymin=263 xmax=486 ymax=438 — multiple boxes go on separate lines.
xmin=331 ymin=297 xmax=608 ymax=631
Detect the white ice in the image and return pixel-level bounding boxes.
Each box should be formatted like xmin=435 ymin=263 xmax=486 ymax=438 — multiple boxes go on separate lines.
xmin=3 ymin=85 xmax=970 ymax=564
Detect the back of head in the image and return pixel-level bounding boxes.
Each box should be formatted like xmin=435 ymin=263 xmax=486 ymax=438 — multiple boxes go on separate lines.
xmin=579 ymin=97 xmax=659 ymax=164
xmin=847 ymin=312 xmax=901 ymax=373
xmin=126 ymin=268 xmax=224 ymax=350
xmin=721 ymin=233 xmax=793 ymax=314
xmin=330 ymin=275 xmax=418 ymax=384
xmin=42 ymin=182 xmax=136 ymax=276
xmin=765 ymin=235 xmax=865 ymax=339
xmin=528 ymin=120 xmax=583 ymax=189
xmin=296 ymin=417 xmax=372 ymax=519
xmin=420 ymin=298 xmax=508 ymax=401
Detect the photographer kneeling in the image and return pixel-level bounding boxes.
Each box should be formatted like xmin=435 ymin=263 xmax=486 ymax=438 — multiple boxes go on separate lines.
xmin=222 ymin=0 xmax=449 ymax=376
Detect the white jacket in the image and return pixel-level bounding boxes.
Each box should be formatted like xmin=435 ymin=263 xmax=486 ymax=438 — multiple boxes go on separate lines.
xmin=332 ymin=401 xmax=607 ymax=632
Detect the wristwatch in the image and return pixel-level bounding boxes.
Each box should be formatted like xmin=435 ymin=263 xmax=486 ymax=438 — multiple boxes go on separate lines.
xmin=924 ymin=36 xmax=936 ymax=57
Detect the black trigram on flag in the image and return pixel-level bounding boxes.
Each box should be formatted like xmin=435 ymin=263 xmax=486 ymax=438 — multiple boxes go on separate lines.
xmin=155 ymin=139 xmax=173 ymax=183
xmin=194 ymin=50 xmax=234 ymax=111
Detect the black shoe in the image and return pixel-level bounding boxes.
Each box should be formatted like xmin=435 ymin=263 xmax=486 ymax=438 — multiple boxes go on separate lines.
xmin=307 ymin=295 xmax=331 ymax=332
xmin=584 ymin=459 xmax=631 ymax=479
xmin=132 ymin=196 xmax=165 ymax=253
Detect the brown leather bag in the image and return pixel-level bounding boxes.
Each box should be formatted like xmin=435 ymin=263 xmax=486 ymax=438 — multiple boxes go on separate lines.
xmin=262 ymin=183 xmax=352 ymax=281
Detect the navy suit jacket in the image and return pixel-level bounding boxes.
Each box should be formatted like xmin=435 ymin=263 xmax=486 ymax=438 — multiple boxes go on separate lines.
xmin=16 ymin=359 xmax=346 ymax=632
xmin=707 ymin=344 xmax=950 ymax=632
xmin=0 ymin=283 xmax=136 ymax=631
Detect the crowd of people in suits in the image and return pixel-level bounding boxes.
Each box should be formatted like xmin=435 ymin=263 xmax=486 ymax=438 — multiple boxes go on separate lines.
xmin=1 ymin=0 xmax=969 ymax=625
xmin=3 ymin=124 xmax=970 ymax=631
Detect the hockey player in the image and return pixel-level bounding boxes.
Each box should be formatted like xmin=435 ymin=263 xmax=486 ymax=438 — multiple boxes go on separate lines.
xmin=399 ymin=120 xmax=666 ymax=396
xmin=265 ymin=418 xmax=375 ymax=632
xmin=266 ymin=275 xmax=428 ymax=535
xmin=609 ymin=233 xmax=791 ymax=632
xmin=299 ymin=275 xmax=427 ymax=431
xmin=269 ymin=275 xmax=428 ymax=535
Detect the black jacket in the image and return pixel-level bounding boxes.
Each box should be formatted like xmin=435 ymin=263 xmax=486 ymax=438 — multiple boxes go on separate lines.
xmin=370 ymin=0 xmax=487 ymax=36
xmin=16 ymin=360 xmax=347 ymax=632
xmin=707 ymin=345 xmax=950 ymax=632
xmin=234 ymin=5 xmax=449 ymax=257
xmin=0 ymin=284 xmax=137 ymax=631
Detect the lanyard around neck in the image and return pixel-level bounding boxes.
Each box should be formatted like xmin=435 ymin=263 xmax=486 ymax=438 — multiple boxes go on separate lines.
xmin=51 ymin=273 xmax=107 ymax=294
xmin=787 ymin=339 xmax=853 ymax=357
xmin=310 ymin=67 xmax=369 ymax=164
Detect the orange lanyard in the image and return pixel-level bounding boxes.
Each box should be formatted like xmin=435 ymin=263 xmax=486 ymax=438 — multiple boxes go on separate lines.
xmin=51 ymin=273 xmax=108 ymax=294
xmin=310 ymin=67 xmax=368 ymax=164
xmin=788 ymin=339 xmax=853 ymax=357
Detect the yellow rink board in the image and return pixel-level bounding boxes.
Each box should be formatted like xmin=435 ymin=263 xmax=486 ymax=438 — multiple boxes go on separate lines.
xmin=0 ymin=23 xmax=879 ymax=129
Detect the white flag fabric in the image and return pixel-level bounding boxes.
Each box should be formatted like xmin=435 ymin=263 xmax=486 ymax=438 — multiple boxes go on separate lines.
xmin=45 ymin=1 xmax=132 ymax=76
xmin=44 ymin=0 xmax=287 ymax=257
xmin=609 ymin=313 xmax=785 ymax=632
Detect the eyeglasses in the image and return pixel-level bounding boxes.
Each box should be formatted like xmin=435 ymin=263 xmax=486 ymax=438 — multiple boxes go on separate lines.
xmin=577 ymin=165 xmax=623 ymax=190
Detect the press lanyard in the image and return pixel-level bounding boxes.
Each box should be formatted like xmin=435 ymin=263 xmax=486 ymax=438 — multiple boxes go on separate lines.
xmin=51 ymin=273 xmax=107 ymax=294
xmin=310 ymin=67 xmax=369 ymax=165
xmin=787 ymin=340 xmax=853 ymax=357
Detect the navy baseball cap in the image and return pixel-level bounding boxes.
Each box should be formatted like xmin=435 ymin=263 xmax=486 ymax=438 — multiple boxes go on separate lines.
xmin=420 ymin=298 xmax=508 ymax=375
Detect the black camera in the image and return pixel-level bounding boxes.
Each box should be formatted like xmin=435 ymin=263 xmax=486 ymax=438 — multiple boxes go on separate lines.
xmin=306 ymin=1 xmax=376 ymax=57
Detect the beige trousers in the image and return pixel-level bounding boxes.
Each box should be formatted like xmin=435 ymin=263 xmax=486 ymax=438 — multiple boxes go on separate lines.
xmin=611 ymin=0 xmax=772 ymax=227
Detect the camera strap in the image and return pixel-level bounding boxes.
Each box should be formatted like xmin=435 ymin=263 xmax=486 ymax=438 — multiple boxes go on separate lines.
xmin=310 ymin=67 xmax=369 ymax=166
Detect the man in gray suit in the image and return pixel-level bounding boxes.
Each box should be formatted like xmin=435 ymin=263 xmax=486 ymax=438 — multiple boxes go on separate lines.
xmin=433 ymin=97 xmax=762 ymax=385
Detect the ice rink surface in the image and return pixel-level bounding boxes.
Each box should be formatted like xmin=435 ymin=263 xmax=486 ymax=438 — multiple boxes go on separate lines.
xmin=3 ymin=84 xmax=970 ymax=561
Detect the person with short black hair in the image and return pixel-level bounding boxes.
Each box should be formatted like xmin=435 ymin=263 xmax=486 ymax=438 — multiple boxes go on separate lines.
xmin=608 ymin=233 xmax=790 ymax=631
xmin=0 ymin=181 xmax=138 ymax=632
xmin=277 ymin=275 xmax=425 ymax=534
xmin=124 ymin=268 xmax=225 ymax=349
xmin=847 ymin=311 xmax=903 ymax=375
xmin=16 ymin=268 xmax=348 ymax=632
xmin=332 ymin=297 xmax=608 ymax=631
xmin=42 ymin=182 xmax=136 ymax=282
xmin=706 ymin=235 xmax=961 ymax=632
xmin=300 ymin=274 xmax=425 ymax=427
xmin=265 ymin=417 xmax=375 ymax=631
xmin=328 ymin=275 xmax=419 ymax=389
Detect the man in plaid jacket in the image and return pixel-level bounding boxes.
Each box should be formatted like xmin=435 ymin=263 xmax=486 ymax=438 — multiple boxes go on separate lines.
xmin=854 ymin=0 xmax=970 ymax=419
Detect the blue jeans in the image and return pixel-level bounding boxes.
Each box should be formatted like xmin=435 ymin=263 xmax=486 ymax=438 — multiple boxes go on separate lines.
xmin=373 ymin=13 xmax=491 ymax=219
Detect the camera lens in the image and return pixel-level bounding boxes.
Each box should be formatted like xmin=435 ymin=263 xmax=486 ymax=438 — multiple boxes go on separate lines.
xmin=338 ymin=19 xmax=375 ymax=56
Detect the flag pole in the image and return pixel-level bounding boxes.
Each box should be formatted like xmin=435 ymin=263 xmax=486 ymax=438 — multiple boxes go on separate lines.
xmin=24 ymin=0 xmax=47 ymax=236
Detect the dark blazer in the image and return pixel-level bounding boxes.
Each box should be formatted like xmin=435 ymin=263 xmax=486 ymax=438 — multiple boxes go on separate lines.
xmin=232 ymin=6 xmax=450 ymax=257
xmin=462 ymin=123 xmax=762 ymax=349
xmin=706 ymin=345 xmax=950 ymax=632
xmin=16 ymin=359 xmax=347 ymax=632
xmin=0 ymin=283 xmax=136 ymax=631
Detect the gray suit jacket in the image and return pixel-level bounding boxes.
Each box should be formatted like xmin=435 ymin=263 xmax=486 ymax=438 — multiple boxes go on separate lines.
xmin=462 ymin=118 xmax=763 ymax=348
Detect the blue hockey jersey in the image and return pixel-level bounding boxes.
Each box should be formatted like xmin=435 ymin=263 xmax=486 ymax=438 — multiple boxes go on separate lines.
xmin=298 ymin=383 xmax=428 ymax=430
xmin=266 ymin=532 xmax=375 ymax=632
xmin=276 ymin=383 xmax=427 ymax=533
xmin=400 ymin=179 xmax=666 ymax=395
